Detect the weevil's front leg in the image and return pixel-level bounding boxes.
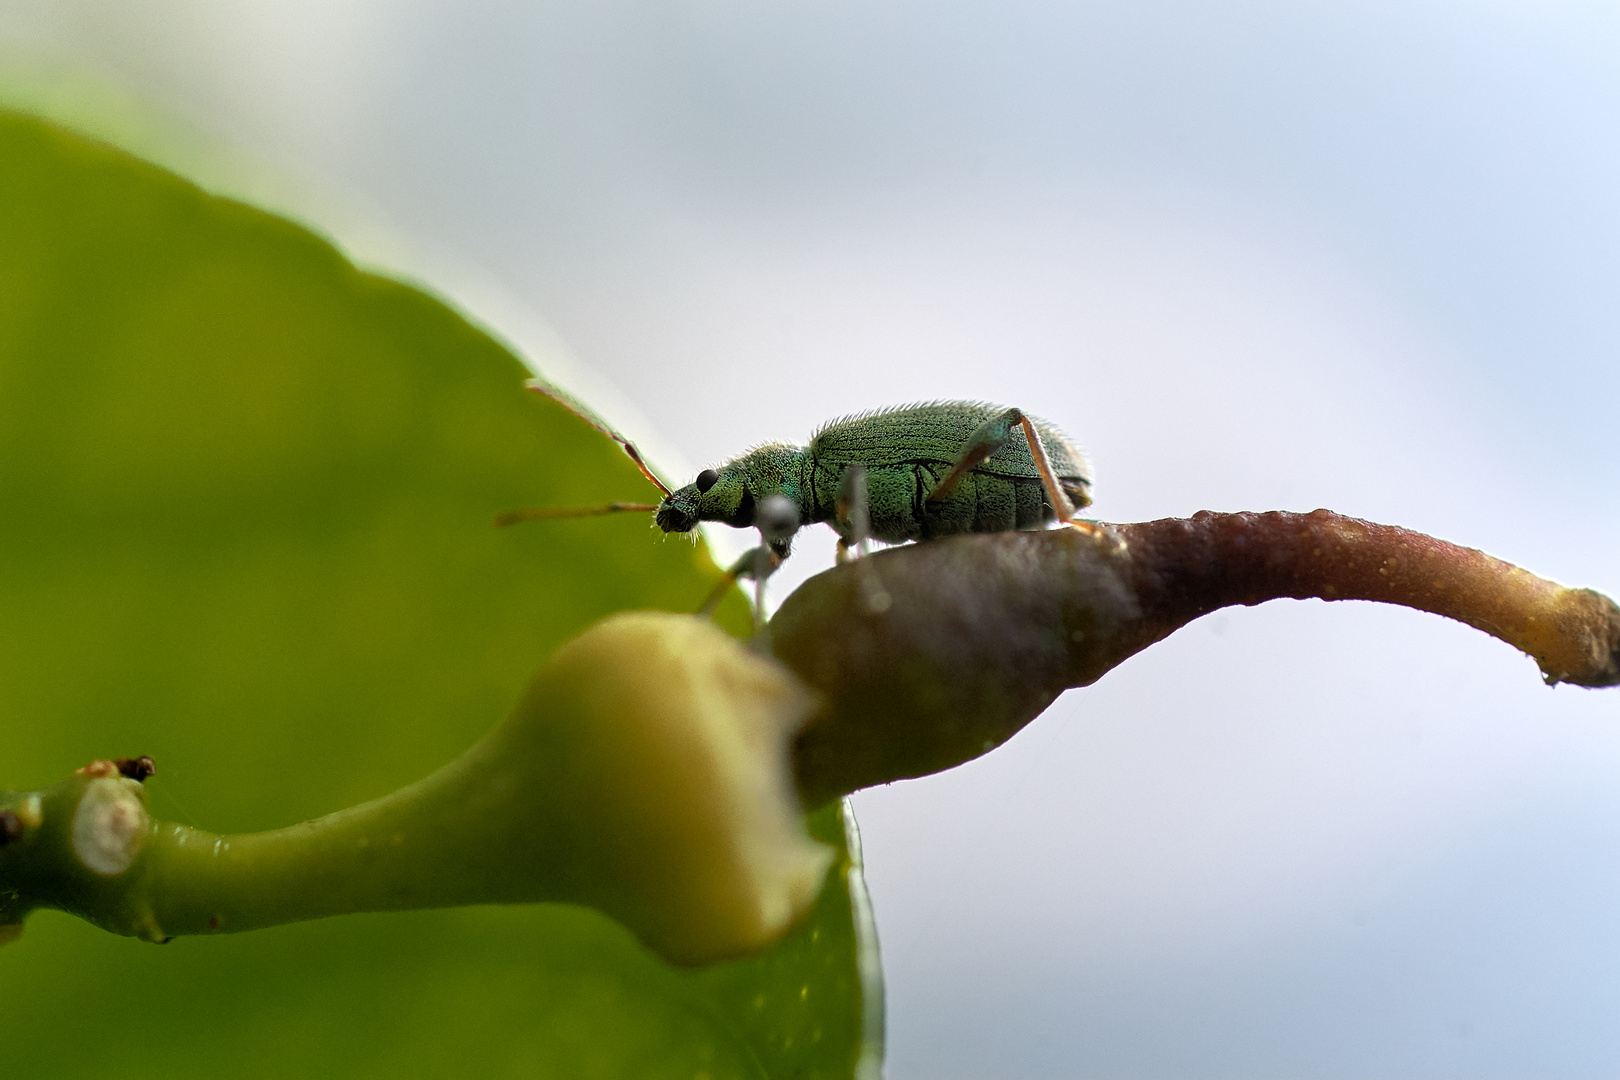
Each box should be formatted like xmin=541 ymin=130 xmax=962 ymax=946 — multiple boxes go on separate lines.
xmin=832 ymin=464 xmax=893 ymax=614
xmin=698 ymin=546 xmax=782 ymax=624
xmin=834 ymin=464 xmax=873 ymax=563
xmin=698 ymin=494 xmax=802 ymax=628
xmin=927 ymin=407 xmax=1077 ymax=524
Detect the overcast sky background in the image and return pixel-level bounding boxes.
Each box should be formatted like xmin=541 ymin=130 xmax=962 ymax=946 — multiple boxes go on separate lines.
xmin=2 ymin=2 xmax=1618 ymax=1077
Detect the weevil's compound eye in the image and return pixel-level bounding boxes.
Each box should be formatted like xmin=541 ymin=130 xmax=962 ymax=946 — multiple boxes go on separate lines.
xmin=695 ymin=469 xmax=719 ymax=493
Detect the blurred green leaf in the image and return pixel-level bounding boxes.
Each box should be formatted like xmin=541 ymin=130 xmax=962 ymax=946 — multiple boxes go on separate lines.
xmin=0 ymin=110 xmax=879 ymax=1079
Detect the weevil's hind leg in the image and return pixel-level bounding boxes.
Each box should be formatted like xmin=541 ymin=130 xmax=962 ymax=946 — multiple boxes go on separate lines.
xmin=1011 ymin=413 xmax=1079 ymax=525
xmin=926 ymin=407 xmax=1079 ymax=526
xmin=523 ymin=377 xmax=672 ymax=499
xmin=494 ymin=502 xmax=658 ymax=528
xmin=926 ymin=408 xmax=1025 ymax=506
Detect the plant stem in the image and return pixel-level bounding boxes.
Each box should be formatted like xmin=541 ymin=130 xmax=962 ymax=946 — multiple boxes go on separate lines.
xmin=1 ymin=614 xmax=830 ymax=964
xmin=140 ymin=740 xmax=560 ymax=937
xmin=1113 ymin=510 xmax=1619 ymax=687
xmin=6 ymin=512 xmax=1613 ymax=951
xmin=773 ymin=511 xmax=1620 ymax=806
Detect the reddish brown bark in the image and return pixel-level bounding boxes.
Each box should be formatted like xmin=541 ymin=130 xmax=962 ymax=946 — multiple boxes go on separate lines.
xmin=770 ymin=511 xmax=1620 ymax=807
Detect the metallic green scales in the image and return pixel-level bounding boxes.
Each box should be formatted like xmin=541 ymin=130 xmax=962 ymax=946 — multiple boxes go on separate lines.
xmin=811 ymin=402 xmax=1088 ymax=485
xmin=808 ymin=402 xmax=1091 ymax=543
xmin=654 ymin=401 xmax=1092 ymax=554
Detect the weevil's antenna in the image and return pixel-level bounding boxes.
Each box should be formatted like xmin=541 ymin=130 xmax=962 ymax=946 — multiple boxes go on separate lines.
xmin=524 ymin=377 xmax=672 ymax=498
xmin=495 ymin=502 xmax=659 ymax=527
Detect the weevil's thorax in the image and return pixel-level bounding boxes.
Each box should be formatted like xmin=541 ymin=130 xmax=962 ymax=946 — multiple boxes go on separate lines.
xmin=656 ymin=443 xmax=810 ymax=534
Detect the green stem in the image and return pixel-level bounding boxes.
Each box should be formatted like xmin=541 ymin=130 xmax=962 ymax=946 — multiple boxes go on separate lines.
xmin=1 ymin=732 xmax=595 ymax=944
xmin=1 ymin=613 xmax=831 ymax=965
xmin=141 ymin=736 xmax=571 ymax=937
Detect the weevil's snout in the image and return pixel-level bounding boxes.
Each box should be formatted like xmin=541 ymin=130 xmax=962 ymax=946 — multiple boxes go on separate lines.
xmin=658 ymin=466 xmax=726 ymax=534
xmin=656 ymin=491 xmax=699 ymax=534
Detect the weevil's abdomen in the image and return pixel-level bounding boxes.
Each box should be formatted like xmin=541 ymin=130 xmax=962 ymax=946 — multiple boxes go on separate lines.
xmin=851 ymin=463 xmax=1075 ymax=544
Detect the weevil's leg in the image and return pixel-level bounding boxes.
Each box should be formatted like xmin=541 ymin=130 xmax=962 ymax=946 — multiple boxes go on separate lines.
xmin=697 ymin=546 xmax=783 ymax=622
xmin=834 ymin=464 xmax=873 ymax=562
xmin=524 ymin=377 xmax=672 ymax=498
xmin=751 ymin=547 xmax=773 ymax=630
xmin=925 ymin=408 xmax=1026 ymax=506
xmin=1013 ymin=414 xmax=1078 ymax=525
xmin=926 ymin=407 xmax=1079 ymax=525
xmin=755 ymin=494 xmax=803 ymax=557
xmin=750 ymin=494 xmax=801 ymax=626
xmin=494 ymin=502 xmax=657 ymax=528
xmin=697 ymin=550 xmax=751 ymax=617
xmin=832 ymin=464 xmax=892 ymax=614
xmin=698 ymin=493 xmax=800 ymax=627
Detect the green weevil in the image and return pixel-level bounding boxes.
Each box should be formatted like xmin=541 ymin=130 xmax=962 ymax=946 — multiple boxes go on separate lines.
xmin=502 ymin=382 xmax=1094 ymax=571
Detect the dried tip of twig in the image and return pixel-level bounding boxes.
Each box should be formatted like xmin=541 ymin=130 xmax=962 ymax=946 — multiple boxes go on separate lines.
xmin=0 ymin=810 xmax=21 ymax=847
xmin=115 ymin=756 xmax=156 ymax=783
xmin=75 ymin=757 xmax=156 ymax=782
xmin=1538 ymin=588 xmax=1620 ymax=688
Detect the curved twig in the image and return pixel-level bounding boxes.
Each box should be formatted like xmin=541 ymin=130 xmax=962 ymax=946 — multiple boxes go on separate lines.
xmin=773 ymin=511 xmax=1620 ymax=807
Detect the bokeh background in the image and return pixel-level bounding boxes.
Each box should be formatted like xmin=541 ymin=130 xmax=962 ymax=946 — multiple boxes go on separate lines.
xmin=1 ymin=2 xmax=1617 ymax=1077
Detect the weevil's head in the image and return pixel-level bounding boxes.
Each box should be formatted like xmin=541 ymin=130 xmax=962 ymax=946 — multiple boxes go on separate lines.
xmin=656 ymin=445 xmax=803 ymax=536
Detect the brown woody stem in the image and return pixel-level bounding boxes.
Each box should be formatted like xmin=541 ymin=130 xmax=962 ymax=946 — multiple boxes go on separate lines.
xmin=771 ymin=510 xmax=1620 ymax=808
xmin=1113 ymin=510 xmax=1620 ymax=689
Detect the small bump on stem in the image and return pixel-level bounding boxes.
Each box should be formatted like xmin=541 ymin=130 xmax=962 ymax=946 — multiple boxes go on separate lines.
xmin=115 ymin=756 xmax=156 ymax=783
xmin=15 ymin=794 xmax=42 ymax=829
xmin=70 ymin=779 xmax=149 ymax=876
